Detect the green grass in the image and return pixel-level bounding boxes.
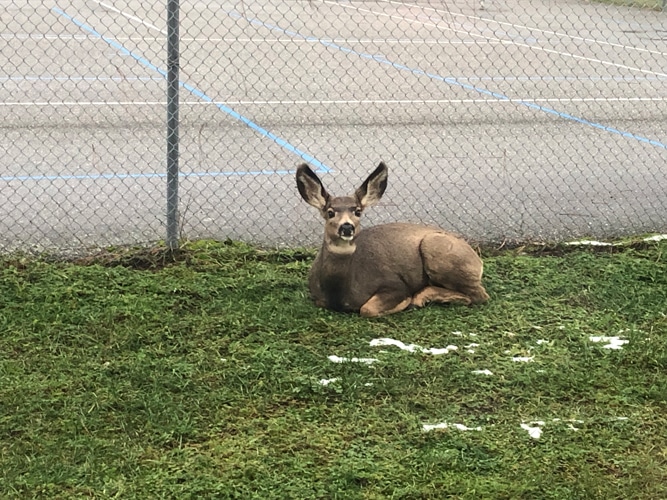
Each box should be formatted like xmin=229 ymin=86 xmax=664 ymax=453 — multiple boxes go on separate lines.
xmin=593 ymin=0 xmax=664 ymax=10
xmin=1 ymin=239 xmax=666 ymax=499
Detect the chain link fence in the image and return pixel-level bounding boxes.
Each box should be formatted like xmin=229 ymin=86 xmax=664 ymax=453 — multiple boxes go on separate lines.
xmin=2 ymin=0 xmax=666 ymax=252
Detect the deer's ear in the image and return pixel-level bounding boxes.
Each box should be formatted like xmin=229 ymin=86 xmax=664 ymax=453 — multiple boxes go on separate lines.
xmin=296 ymin=164 xmax=330 ymax=210
xmin=355 ymin=162 xmax=388 ymax=208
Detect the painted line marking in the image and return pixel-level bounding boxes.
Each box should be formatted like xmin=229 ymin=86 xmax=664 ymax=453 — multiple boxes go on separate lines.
xmin=92 ymin=0 xmax=165 ymax=33
xmin=327 ymin=1 xmax=667 ymax=79
xmin=0 ymin=33 xmax=503 ymax=44
xmin=4 ymin=73 xmax=665 ymax=84
xmin=230 ymin=10 xmax=667 ymax=151
xmin=50 ymin=7 xmax=329 ymax=173
xmin=3 ymin=97 xmax=666 ymax=107
xmin=0 ymin=169 xmax=296 ymax=183
xmin=379 ymin=0 xmax=667 ymax=58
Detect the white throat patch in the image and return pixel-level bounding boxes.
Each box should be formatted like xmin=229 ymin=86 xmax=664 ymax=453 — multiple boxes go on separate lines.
xmin=327 ymin=239 xmax=356 ymax=255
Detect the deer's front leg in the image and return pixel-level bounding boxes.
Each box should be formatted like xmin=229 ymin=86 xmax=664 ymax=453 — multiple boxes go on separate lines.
xmin=360 ymin=292 xmax=412 ymax=317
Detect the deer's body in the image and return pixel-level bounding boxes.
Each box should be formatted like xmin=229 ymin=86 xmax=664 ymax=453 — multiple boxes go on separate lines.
xmin=296 ymin=163 xmax=489 ymax=317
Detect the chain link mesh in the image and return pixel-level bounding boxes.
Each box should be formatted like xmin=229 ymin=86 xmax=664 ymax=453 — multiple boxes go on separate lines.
xmin=2 ymin=0 xmax=666 ymax=252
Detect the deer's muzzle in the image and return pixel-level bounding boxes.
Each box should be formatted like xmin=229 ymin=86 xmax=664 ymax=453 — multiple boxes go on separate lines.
xmin=338 ymin=222 xmax=355 ymax=240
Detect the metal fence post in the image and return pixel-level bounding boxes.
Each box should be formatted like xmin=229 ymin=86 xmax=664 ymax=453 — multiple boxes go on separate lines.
xmin=166 ymin=0 xmax=180 ymax=250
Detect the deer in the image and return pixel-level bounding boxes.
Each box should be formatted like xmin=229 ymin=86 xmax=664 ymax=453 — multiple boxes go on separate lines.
xmin=296 ymin=162 xmax=489 ymax=317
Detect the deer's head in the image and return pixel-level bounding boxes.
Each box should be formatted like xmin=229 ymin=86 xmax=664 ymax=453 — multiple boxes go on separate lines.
xmin=296 ymin=163 xmax=388 ymax=254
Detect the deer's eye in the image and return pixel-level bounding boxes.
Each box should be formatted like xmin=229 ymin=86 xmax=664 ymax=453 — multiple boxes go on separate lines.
xmin=354 ymin=208 xmax=362 ymax=217
xmin=326 ymin=209 xmax=336 ymax=219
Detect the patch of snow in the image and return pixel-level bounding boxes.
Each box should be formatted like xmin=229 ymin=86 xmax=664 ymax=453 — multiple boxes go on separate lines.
xmin=472 ymin=369 xmax=494 ymax=376
xmin=328 ymin=355 xmax=378 ymax=364
xmin=521 ymin=422 xmax=543 ymax=439
xmin=427 ymin=346 xmax=458 ymax=355
xmin=536 ymin=339 xmax=549 ymax=345
xmin=369 ymin=338 xmax=420 ymax=352
xmin=423 ymin=422 xmax=482 ymax=432
xmin=318 ymin=378 xmax=339 ymax=386
xmin=370 ymin=338 xmax=458 ymax=355
xmin=644 ymin=234 xmax=667 ymax=242
xmin=512 ymin=356 xmax=535 ymax=362
xmin=564 ymin=240 xmax=613 ymax=246
xmin=589 ymin=336 xmax=629 ymax=349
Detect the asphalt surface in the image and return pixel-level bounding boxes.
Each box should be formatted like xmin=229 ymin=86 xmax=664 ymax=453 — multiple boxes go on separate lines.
xmin=1 ymin=0 xmax=666 ymax=251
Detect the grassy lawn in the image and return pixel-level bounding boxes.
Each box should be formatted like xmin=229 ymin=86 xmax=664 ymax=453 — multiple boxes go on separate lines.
xmin=1 ymin=238 xmax=666 ymax=499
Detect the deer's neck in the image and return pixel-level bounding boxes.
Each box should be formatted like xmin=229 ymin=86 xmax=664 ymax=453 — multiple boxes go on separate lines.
xmin=315 ymin=241 xmax=359 ymax=312
xmin=323 ymin=236 xmax=356 ymax=256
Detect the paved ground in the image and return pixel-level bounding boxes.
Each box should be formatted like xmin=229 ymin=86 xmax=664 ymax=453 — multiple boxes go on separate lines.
xmin=1 ymin=0 xmax=666 ymax=251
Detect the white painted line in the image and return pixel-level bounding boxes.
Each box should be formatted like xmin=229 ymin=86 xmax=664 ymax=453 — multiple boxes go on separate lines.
xmin=379 ymin=0 xmax=667 ymax=58
xmin=0 ymin=33 xmax=502 ymax=44
xmin=326 ymin=0 xmax=667 ymax=78
xmin=3 ymin=97 xmax=665 ymax=108
xmin=91 ymin=0 xmax=165 ymax=34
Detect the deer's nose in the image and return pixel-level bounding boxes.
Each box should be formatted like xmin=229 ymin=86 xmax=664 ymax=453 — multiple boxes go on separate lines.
xmin=338 ymin=223 xmax=355 ymax=238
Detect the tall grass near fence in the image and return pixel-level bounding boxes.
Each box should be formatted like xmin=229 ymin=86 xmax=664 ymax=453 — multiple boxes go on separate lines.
xmin=1 ymin=239 xmax=666 ymax=498
xmin=596 ymin=0 xmax=665 ymax=10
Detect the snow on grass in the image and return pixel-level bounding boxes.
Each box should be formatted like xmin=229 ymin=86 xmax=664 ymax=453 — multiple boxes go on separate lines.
xmin=564 ymin=240 xmax=613 ymax=246
xmin=423 ymin=422 xmax=482 ymax=432
xmin=318 ymin=378 xmax=339 ymax=386
xmin=643 ymin=234 xmax=667 ymax=242
xmin=521 ymin=422 xmax=544 ymax=439
xmin=565 ymin=234 xmax=667 ymax=246
xmin=328 ymin=355 xmax=379 ymax=364
xmin=589 ymin=335 xmax=629 ymax=349
xmin=370 ymin=338 xmax=458 ymax=355
xmin=472 ymin=369 xmax=494 ymax=375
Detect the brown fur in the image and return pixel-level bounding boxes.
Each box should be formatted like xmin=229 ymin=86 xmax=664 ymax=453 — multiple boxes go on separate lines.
xmin=296 ymin=162 xmax=489 ymax=317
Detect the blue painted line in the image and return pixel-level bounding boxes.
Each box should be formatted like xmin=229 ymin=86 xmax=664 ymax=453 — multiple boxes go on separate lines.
xmin=0 ymin=169 xmax=296 ymax=183
xmin=50 ymin=7 xmax=330 ymax=173
xmin=230 ymin=10 xmax=667 ymax=151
